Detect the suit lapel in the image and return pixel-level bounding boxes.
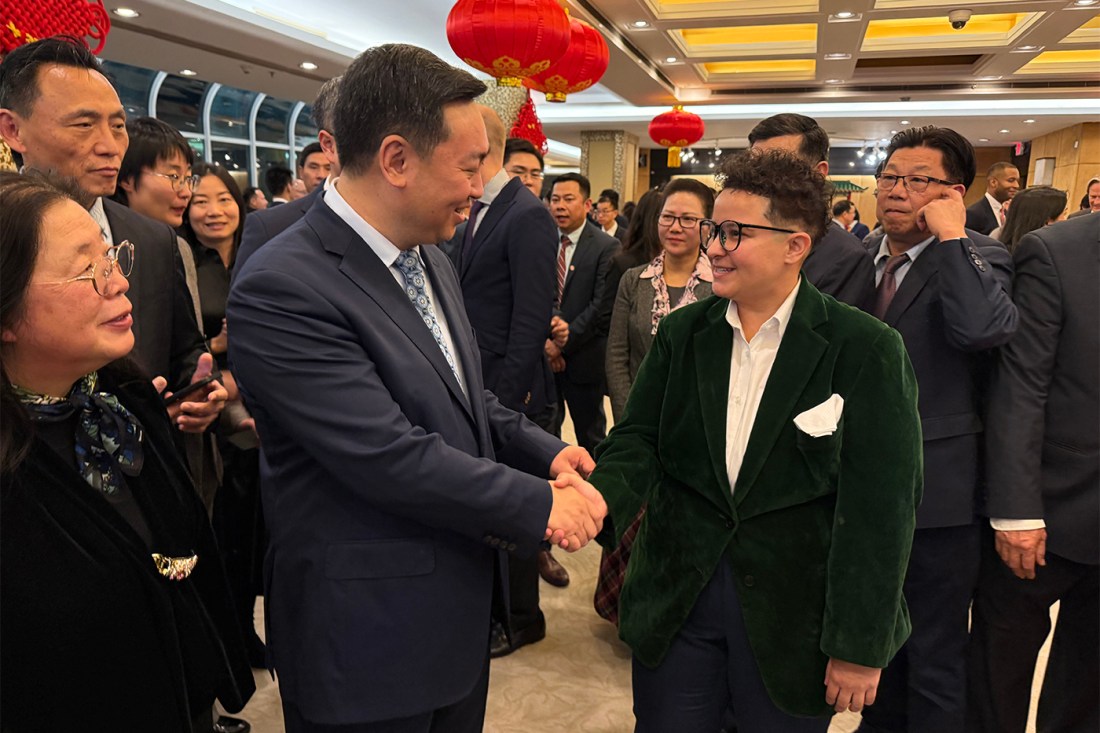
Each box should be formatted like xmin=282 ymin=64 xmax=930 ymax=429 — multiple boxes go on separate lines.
xmin=883 ymin=238 xmax=939 ymax=324
xmin=693 ymin=300 xmax=736 ymax=513
xmin=461 ymin=178 xmax=518 ymax=278
xmin=308 ymin=204 xmax=474 ymax=421
xmin=562 ymin=223 xmax=595 ymax=296
xmin=102 ymin=200 xmax=146 ymax=351
xmin=733 ymin=280 xmax=829 ymax=506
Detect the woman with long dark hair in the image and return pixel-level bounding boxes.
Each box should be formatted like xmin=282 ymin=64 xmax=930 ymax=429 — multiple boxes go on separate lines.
xmin=998 ymin=185 xmax=1067 ymax=253
xmin=0 ymin=170 xmax=252 ymax=730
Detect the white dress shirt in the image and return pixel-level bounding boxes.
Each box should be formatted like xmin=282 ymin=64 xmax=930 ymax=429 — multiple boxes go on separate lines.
xmin=724 ymin=280 xmax=801 ymax=493
xmin=985 ymin=192 xmax=1005 ymax=224
xmin=325 ymin=181 xmax=468 ymax=396
xmin=470 ymin=168 xmax=510 ymax=237
xmin=89 ymin=197 xmax=113 ymax=243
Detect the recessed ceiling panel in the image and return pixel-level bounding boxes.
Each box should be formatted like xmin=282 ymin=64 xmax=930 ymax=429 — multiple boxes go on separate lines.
xmin=674 ymin=23 xmax=817 ymax=57
xmin=702 ymin=58 xmax=817 ymax=81
xmin=862 ymin=13 xmax=1039 ymax=51
xmin=645 ymin=0 xmax=817 ymax=20
xmin=1017 ymin=49 xmax=1100 ymax=74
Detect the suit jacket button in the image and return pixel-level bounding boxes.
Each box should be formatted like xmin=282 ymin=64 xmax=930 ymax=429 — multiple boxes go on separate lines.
xmin=524 ymin=392 xmax=531 ymax=405
xmin=744 ymin=574 xmax=755 ymax=587
xmin=725 ymin=518 xmax=735 ymax=529
xmin=507 ymin=543 xmax=517 ymax=552
xmin=483 ymin=535 xmax=493 ymax=544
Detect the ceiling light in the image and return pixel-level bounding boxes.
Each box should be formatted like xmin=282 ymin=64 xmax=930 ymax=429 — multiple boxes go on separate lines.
xmin=825 ymin=79 xmax=843 ymax=84
xmin=849 ymin=161 xmax=856 ymax=167
xmin=665 ymin=57 xmax=679 ymax=63
xmin=979 ymin=138 xmax=990 ymax=142
xmin=112 ymin=7 xmax=140 ymax=18
xmin=828 ymin=12 xmax=862 ymax=22
xmin=1013 ymin=45 xmax=1042 ymax=52
xmin=179 ymin=69 xmax=197 ymax=77
xmin=299 ymin=61 xmax=318 ymax=71
xmin=631 ymin=20 xmax=650 ymax=28
xmin=823 ymin=53 xmax=852 ymax=60
xmin=890 ymin=130 xmax=898 ymax=135
xmin=999 ymin=129 xmax=1010 ymax=133
xmin=900 ymin=120 xmax=910 ymax=125
xmin=835 ymin=11 xmax=856 ymax=19
xmin=1072 ymin=0 xmax=1098 ymax=7
xmin=1024 ymin=119 xmax=1036 ymax=124
xmin=977 ymin=75 xmax=1003 ymax=81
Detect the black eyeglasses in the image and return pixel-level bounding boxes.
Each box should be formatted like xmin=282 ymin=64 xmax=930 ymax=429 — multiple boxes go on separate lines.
xmin=876 ymin=174 xmax=957 ymax=194
xmin=658 ymin=213 xmax=702 ymax=229
xmin=699 ymin=219 xmax=796 ymax=252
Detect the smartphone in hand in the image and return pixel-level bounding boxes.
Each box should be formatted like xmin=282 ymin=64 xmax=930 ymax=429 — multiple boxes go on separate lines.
xmin=162 ymin=374 xmax=217 ymax=405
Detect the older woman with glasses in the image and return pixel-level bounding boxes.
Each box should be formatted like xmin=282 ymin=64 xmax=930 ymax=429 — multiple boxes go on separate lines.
xmin=0 ymin=171 xmax=252 ymax=731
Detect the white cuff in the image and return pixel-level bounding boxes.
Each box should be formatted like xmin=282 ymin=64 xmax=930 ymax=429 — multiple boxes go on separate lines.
xmin=990 ymin=518 xmax=1046 ymax=531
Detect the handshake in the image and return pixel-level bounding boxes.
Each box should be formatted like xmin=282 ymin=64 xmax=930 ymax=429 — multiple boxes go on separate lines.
xmin=544 ymin=445 xmax=608 ymax=552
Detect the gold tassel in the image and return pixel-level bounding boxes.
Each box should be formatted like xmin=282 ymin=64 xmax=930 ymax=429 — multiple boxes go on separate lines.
xmin=667 ymin=146 xmax=682 ymax=167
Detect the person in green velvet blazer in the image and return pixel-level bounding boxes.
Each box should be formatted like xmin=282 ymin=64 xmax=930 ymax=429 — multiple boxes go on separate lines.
xmin=587 ymin=150 xmax=923 ymax=729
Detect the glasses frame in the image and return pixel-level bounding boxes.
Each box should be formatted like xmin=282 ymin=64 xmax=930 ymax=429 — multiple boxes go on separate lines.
xmin=875 ymin=173 xmax=958 ymax=194
xmin=505 ymin=165 xmax=544 ymax=181
xmin=657 ymin=213 xmax=702 ymax=230
xmin=699 ymin=219 xmax=797 ymax=253
xmin=34 ymin=241 xmax=135 ymax=297
xmin=146 ymin=170 xmax=201 ymax=192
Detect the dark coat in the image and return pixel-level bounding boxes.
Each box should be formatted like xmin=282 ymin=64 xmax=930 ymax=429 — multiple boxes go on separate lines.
xmin=965 ymin=197 xmax=999 ymax=236
xmin=232 ymin=185 xmax=322 ymax=282
xmin=984 ymin=214 xmax=1100 ymax=563
xmin=591 ymin=279 xmax=922 ymax=716
xmin=556 ymin=221 xmax=619 ymax=384
xmin=0 ymin=367 xmax=254 ymax=730
xmin=865 ymin=230 xmax=1018 ymax=528
xmin=444 ymin=176 xmax=557 ymax=414
xmin=802 ymin=221 xmax=876 ymax=310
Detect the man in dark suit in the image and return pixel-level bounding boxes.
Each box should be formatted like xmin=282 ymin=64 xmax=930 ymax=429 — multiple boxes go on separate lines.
xmin=228 ymin=44 xmax=606 ymax=732
xmin=546 ymin=173 xmax=618 ymax=453
xmin=0 ymin=37 xmax=222 ymax=429
xmin=265 ymin=165 xmax=294 ymax=206
xmin=234 ymin=76 xmax=341 ymax=280
xmin=594 ymin=194 xmax=624 ymax=240
xmin=964 ymin=162 xmax=1020 ymax=236
xmin=858 ymin=126 xmax=1018 ymax=733
xmin=968 ymin=213 xmax=1099 ymax=732
xmin=749 ymin=113 xmax=876 ymax=310
xmin=442 ymin=105 xmax=561 ymax=655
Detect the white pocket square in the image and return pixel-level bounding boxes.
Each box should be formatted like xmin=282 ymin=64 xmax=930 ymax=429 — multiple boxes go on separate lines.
xmin=793 ymin=394 xmax=844 ymax=438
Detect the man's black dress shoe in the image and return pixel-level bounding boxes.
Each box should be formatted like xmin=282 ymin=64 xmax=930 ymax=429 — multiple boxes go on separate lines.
xmin=489 ymin=615 xmax=547 ymax=658
xmin=537 ymin=549 xmax=570 ymax=587
xmin=213 ymin=715 xmax=251 ymax=733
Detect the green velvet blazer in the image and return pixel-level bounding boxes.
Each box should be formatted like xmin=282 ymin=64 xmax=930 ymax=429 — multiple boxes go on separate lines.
xmin=591 ymin=278 xmax=923 ymax=717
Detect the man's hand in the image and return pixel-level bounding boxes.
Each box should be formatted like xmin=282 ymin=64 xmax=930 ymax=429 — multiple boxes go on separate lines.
xmin=549 ymin=445 xmax=595 ymax=480
xmin=995 ymin=528 xmax=1047 ymax=580
xmin=544 ymin=474 xmax=607 ymax=551
xmin=917 ymin=186 xmax=967 ymax=242
xmin=209 ymin=318 xmax=228 ymax=355
xmin=824 ymin=658 xmax=881 ymax=714
xmin=550 ymin=315 xmax=570 ymax=348
xmin=152 ymin=353 xmax=228 ymax=433
xmin=545 ymin=339 xmax=566 ymax=373
xmin=289 ymin=179 xmax=308 ymax=201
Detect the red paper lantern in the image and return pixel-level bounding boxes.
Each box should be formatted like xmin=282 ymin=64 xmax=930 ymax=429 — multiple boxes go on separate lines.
xmin=524 ymin=16 xmax=609 ymax=103
xmin=2 ymin=0 xmax=111 ymax=55
xmin=446 ymin=0 xmax=571 ymax=87
xmin=649 ymin=105 xmax=705 ymax=168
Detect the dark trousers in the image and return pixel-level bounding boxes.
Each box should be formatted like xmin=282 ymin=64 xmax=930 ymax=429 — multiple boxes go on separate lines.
xmin=632 ymin=561 xmax=831 ymax=733
xmin=282 ymin=654 xmax=490 ymax=733
xmin=552 ymin=376 xmax=606 ymax=453
xmin=967 ymin=527 xmax=1099 ymax=733
xmin=858 ymin=523 xmax=981 ymax=733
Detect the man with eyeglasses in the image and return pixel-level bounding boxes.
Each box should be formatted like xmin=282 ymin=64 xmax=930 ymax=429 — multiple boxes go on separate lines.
xmin=589 ymin=148 xmax=921 ymax=729
xmin=503 ymin=136 xmax=545 ymax=198
xmin=0 ymin=38 xmax=225 ymax=438
xmin=594 ymin=195 xmax=623 ymax=240
xmin=857 ymin=126 xmax=1018 ymax=733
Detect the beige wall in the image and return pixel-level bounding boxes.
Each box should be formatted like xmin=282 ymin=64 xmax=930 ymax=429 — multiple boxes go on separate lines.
xmin=1028 ymin=122 xmax=1100 ymax=210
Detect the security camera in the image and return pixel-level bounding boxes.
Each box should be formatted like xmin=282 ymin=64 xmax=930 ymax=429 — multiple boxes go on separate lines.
xmin=949 ymin=9 xmax=972 ymax=30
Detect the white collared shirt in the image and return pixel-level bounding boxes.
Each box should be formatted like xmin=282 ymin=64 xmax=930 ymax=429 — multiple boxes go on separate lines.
xmin=985 ymin=192 xmax=1005 ymax=223
xmin=724 ymin=279 xmax=801 ymax=493
xmin=873 ymin=235 xmax=935 ymax=287
xmin=325 ymin=181 xmax=467 ymax=395
xmin=89 ymin=197 xmax=113 ymax=243
xmin=469 ymin=168 xmax=510 ymax=237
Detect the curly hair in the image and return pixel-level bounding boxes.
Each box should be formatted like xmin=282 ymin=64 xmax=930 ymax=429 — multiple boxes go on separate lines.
xmin=716 ymin=149 xmax=830 ymax=241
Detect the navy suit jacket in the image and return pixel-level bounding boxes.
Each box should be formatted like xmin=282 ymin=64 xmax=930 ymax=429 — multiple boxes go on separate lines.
xmin=984 ymin=214 xmax=1099 ymax=564
xmin=802 ymin=221 xmax=876 ymax=310
xmin=965 ymin=197 xmax=999 ymax=236
xmin=232 ymin=186 xmax=322 ymax=281
xmin=444 ymin=176 xmax=557 ymax=414
xmin=865 ymin=230 xmax=1018 ymax=528
xmin=227 ymin=195 xmax=564 ymax=725
xmin=557 ymin=221 xmax=618 ymax=384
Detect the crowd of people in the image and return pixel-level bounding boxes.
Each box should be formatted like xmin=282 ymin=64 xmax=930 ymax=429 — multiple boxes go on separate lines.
xmin=0 ymin=33 xmax=1097 ymax=733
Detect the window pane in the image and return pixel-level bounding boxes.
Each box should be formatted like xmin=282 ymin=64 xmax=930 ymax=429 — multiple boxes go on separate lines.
xmin=256 ymin=98 xmax=294 ymax=144
xmin=185 ymin=136 xmax=205 ymax=162
xmin=294 ymin=105 xmax=319 ymax=148
xmin=211 ymin=143 xmax=249 ymax=192
xmin=157 ymin=75 xmax=208 ymax=134
xmin=101 ymin=60 xmax=155 ymax=119
xmin=210 ymin=87 xmax=258 ymax=139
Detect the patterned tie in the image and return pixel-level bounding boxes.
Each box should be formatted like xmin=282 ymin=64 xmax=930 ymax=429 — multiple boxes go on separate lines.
xmin=459 ymin=200 xmax=485 ymax=271
xmin=556 ymin=234 xmax=569 ymax=307
xmin=395 ymin=250 xmax=459 ymax=381
xmin=872 ymin=253 xmax=910 ymax=320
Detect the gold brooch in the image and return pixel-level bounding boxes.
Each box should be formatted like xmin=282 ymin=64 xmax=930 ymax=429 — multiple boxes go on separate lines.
xmin=152 ymin=553 xmax=198 ymax=581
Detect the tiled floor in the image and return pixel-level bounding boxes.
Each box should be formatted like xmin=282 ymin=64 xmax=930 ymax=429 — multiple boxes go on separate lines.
xmin=225 ymin=404 xmax=1054 ymax=732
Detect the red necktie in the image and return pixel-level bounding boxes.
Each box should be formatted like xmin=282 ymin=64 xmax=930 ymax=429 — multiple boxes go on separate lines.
xmin=872 ymin=253 xmax=909 ymax=320
xmin=556 ymin=234 xmax=569 ymax=306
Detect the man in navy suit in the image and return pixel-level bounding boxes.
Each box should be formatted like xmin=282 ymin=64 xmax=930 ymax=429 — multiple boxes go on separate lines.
xmin=233 ymin=76 xmax=341 ymax=280
xmin=545 ymin=173 xmax=618 ymax=453
xmin=857 ymin=126 xmax=1018 ymax=733
xmin=442 ymin=106 xmax=560 ymax=656
xmin=228 ymin=44 xmax=606 ymax=732
xmin=964 ymin=162 xmax=1020 ymax=236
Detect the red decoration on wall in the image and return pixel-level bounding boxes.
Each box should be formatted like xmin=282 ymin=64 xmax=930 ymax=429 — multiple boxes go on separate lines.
xmin=524 ymin=16 xmax=609 ymax=103
xmin=446 ymin=0 xmax=571 ymax=87
xmin=649 ymin=105 xmax=705 ymax=167
xmin=2 ymin=0 xmax=111 ymax=55
xmin=509 ymin=90 xmax=548 ymax=155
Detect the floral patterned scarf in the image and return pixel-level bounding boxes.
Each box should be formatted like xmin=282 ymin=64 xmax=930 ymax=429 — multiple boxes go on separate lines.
xmin=639 ymin=250 xmax=714 ymax=334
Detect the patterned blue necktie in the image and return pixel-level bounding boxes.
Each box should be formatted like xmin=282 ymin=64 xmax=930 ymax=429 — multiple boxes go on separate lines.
xmin=395 ymin=249 xmax=460 ymax=382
